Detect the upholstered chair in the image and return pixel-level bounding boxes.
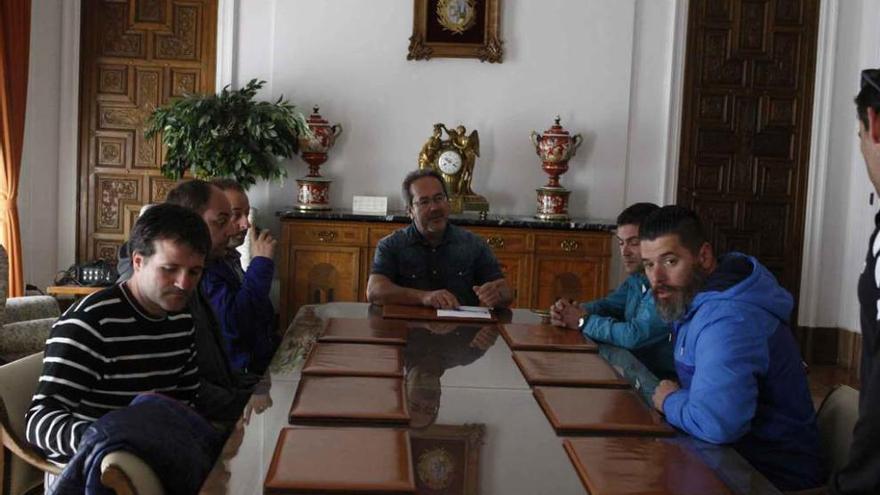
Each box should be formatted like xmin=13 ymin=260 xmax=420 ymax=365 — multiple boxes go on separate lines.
xmin=0 ymin=352 xmax=165 ymax=495
xmin=817 ymin=384 xmax=860 ymax=474
xmin=0 ymin=352 xmax=62 ymax=495
xmin=0 ymin=245 xmax=60 ymax=363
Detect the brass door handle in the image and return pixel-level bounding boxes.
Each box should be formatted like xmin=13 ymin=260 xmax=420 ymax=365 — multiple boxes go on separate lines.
xmin=487 ymin=236 xmax=505 ymax=249
xmin=317 ymin=230 xmax=337 ymax=242
xmin=560 ymin=239 xmax=580 ymax=252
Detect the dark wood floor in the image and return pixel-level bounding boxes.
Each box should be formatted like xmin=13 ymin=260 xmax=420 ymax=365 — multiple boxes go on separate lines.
xmin=808 ymin=365 xmax=861 ymax=409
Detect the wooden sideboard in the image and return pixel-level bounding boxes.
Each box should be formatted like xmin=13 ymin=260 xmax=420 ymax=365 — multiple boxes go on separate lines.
xmin=277 ymin=212 xmax=615 ymax=327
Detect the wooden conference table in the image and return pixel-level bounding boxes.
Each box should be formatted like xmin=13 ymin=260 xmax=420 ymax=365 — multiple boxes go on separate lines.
xmin=198 ymin=303 xmax=783 ymax=495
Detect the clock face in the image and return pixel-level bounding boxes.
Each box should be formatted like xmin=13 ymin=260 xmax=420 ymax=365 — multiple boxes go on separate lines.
xmin=437 ymin=150 xmax=463 ymax=175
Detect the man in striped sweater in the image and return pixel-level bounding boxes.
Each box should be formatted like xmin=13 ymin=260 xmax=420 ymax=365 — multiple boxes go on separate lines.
xmin=25 ymin=203 xmax=210 ymax=464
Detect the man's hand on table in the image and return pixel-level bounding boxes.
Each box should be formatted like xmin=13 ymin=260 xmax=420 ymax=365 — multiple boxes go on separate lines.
xmin=242 ymin=387 xmax=274 ymax=425
xmin=549 ymin=298 xmax=587 ymax=330
xmin=652 ymin=379 xmax=680 ymax=413
xmin=473 ymin=279 xmax=507 ymax=308
xmin=421 ymin=289 xmax=460 ymax=309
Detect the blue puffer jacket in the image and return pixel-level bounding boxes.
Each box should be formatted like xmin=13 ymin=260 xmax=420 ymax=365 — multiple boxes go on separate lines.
xmin=581 ymin=272 xmax=674 ymax=378
xmin=662 ymin=253 xmax=824 ymax=491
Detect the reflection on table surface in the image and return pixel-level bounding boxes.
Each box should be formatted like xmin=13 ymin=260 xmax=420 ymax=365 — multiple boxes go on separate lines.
xmin=199 ymin=302 xmax=782 ymax=495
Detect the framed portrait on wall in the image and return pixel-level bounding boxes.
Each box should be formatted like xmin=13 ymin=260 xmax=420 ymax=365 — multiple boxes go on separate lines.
xmin=407 ymin=0 xmax=503 ymax=63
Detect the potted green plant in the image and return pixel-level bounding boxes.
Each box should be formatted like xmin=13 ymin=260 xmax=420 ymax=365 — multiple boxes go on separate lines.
xmin=145 ymin=78 xmax=310 ymax=189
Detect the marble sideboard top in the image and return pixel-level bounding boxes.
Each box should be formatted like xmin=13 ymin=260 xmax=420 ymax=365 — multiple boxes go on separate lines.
xmin=276 ymin=208 xmax=616 ymax=231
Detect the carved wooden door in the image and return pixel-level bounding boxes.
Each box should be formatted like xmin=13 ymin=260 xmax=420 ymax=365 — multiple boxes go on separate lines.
xmin=677 ymin=0 xmax=819 ymax=303
xmin=78 ymin=0 xmax=217 ymax=262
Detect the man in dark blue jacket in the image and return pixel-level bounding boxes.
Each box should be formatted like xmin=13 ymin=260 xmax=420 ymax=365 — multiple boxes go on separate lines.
xmin=641 ymin=205 xmax=823 ymax=492
xmin=550 ymin=202 xmax=674 ymax=378
xmin=202 ymin=178 xmax=279 ymax=375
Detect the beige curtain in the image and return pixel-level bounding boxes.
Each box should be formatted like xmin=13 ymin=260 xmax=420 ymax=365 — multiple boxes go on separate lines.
xmin=0 ymin=0 xmax=30 ymax=297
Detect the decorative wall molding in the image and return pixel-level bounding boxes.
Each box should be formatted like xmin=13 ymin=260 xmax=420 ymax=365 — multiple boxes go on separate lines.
xmin=57 ymin=0 xmax=82 ymax=269
xmin=799 ymin=0 xmax=839 ymax=327
xmin=662 ymin=0 xmax=688 ymax=204
xmin=216 ymin=0 xmax=237 ymax=90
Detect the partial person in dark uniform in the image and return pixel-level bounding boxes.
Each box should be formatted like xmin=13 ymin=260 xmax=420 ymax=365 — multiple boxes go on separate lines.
xmin=828 ymin=67 xmax=880 ymax=495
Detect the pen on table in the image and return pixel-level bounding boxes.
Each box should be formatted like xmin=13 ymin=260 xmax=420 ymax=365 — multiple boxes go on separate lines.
xmin=453 ymin=306 xmax=489 ymax=313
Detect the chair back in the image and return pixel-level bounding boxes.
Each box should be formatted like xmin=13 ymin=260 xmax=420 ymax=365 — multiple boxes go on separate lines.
xmin=100 ymin=451 xmax=165 ymax=495
xmin=0 ymin=352 xmax=61 ymax=495
xmin=816 ymin=384 xmax=860 ymax=474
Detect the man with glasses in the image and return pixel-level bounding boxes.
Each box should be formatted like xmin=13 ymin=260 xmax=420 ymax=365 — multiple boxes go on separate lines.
xmin=829 ymin=68 xmax=880 ymax=495
xmin=367 ymin=169 xmax=512 ymax=308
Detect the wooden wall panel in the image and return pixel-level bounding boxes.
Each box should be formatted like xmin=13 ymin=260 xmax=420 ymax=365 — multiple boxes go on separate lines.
xmin=677 ymin=0 xmax=820 ymax=313
xmin=77 ymin=0 xmax=217 ymax=262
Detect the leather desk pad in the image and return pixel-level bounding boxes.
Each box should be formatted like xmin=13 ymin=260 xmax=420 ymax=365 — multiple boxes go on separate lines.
xmin=533 ymin=386 xmax=675 ymax=435
xmin=302 ymin=342 xmax=404 ymax=377
xmin=499 ymin=323 xmax=598 ymax=352
xmin=512 ymin=351 xmax=629 ymax=387
xmin=562 ymin=437 xmax=733 ymax=495
xmin=265 ymin=427 xmax=416 ymax=494
xmin=289 ymin=375 xmax=410 ymax=425
xmin=318 ymin=317 xmax=409 ymax=345
xmin=382 ymin=304 xmax=498 ymax=322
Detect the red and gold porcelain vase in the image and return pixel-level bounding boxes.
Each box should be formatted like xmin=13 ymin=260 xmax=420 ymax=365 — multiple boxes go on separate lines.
xmin=296 ymin=106 xmax=343 ymax=211
xmin=529 ymin=116 xmax=583 ymax=221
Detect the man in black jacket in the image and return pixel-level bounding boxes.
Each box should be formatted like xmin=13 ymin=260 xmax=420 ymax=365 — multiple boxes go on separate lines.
xmin=117 ymin=180 xmax=257 ymax=422
xmin=830 ymin=67 xmax=880 ymax=495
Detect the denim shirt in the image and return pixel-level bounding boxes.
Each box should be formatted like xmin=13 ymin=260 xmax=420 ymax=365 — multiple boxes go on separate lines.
xmin=371 ymin=223 xmax=504 ymax=306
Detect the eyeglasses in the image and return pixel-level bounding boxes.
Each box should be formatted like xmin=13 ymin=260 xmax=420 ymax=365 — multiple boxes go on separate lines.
xmin=412 ymin=194 xmax=448 ymax=208
xmin=862 ymin=69 xmax=880 ymax=94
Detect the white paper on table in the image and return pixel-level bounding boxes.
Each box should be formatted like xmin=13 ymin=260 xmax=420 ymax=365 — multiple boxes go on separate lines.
xmin=436 ymin=306 xmax=492 ymax=319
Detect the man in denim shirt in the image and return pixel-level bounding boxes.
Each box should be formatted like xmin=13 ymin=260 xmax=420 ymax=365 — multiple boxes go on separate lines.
xmin=367 ymin=169 xmax=512 ymax=308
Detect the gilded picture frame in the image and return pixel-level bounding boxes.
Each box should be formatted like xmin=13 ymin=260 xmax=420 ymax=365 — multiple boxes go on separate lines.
xmin=409 ymin=423 xmax=485 ymax=494
xmin=407 ymin=0 xmax=503 ymax=63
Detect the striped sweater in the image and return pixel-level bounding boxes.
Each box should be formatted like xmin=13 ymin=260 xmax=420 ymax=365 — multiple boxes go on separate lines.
xmin=25 ymin=283 xmax=200 ymax=464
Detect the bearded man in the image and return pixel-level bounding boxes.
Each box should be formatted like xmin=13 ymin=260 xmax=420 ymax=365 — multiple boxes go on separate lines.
xmin=640 ymin=205 xmax=823 ymax=492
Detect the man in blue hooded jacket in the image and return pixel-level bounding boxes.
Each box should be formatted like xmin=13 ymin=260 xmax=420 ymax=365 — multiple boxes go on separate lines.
xmin=550 ymin=202 xmax=674 ymax=378
xmin=642 ymin=205 xmax=823 ymax=492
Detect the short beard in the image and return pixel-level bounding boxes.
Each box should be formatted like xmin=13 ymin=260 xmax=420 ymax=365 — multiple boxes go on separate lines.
xmin=227 ymin=234 xmax=245 ymax=249
xmin=654 ymin=269 xmax=706 ymax=322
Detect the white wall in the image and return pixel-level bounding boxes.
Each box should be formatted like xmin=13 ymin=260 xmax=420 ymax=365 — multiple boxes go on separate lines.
xmin=20 ymin=0 xmax=880 ymax=334
xmin=798 ymin=0 xmax=880 ymax=332
xmin=17 ymin=0 xmax=682 ymax=290
xmin=19 ymin=0 xmax=64 ymax=290
xmin=228 ymin=0 xmax=679 ymax=241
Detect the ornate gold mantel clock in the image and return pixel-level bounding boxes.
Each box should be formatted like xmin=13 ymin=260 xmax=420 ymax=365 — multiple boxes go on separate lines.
xmin=417 ymin=123 xmax=489 ymax=213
